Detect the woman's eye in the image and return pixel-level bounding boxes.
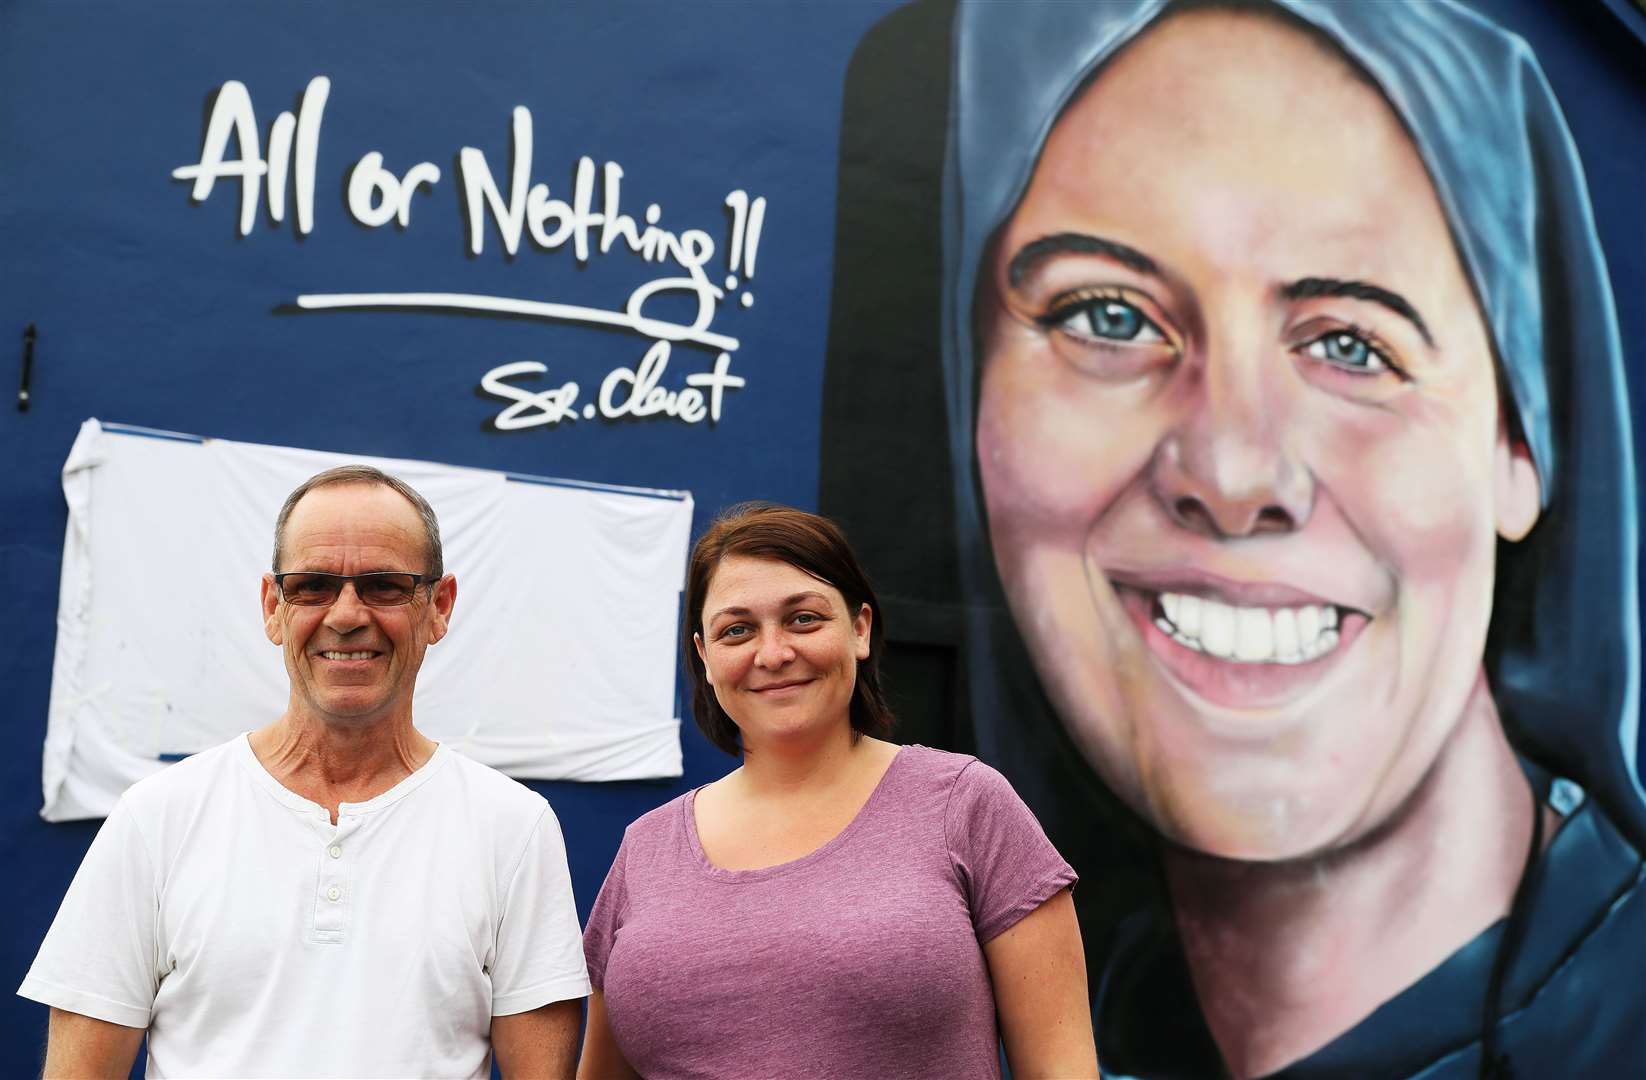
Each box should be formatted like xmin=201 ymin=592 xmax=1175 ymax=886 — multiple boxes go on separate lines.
xmin=791 ymin=613 xmax=819 ymax=626
xmin=1303 ymin=329 xmax=1393 ymax=374
xmin=1048 ymin=297 xmax=1165 ymax=345
xmin=720 ymin=624 xmax=751 ymax=640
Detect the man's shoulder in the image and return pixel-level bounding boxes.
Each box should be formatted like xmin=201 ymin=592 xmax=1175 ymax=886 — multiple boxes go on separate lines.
xmin=120 ymin=734 xmax=249 ymax=809
xmin=436 ymin=746 xmax=549 ymax=822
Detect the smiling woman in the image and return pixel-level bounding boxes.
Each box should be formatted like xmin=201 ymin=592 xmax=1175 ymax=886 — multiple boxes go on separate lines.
xmin=823 ymin=0 xmax=1646 ymax=1076
xmin=975 ymin=4 xmax=1539 ymax=867
xmin=577 ymin=503 xmax=1098 ymax=1080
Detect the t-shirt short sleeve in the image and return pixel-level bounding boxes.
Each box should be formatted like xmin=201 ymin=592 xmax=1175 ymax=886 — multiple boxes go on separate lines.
xmin=17 ymin=796 xmax=161 ymax=1028
xmin=945 ymin=760 xmax=1078 ymax=943
xmin=489 ymin=803 xmax=593 ymax=1016
xmin=582 ymin=835 xmax=630 ymax=991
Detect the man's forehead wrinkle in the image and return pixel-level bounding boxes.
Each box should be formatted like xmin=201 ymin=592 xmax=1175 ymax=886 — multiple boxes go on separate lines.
xmin=280 ymin=516 xmax=429 ymax=580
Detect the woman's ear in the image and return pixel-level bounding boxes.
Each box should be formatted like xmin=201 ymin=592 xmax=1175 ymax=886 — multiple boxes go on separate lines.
xmin=694 ymin=632 xmax=712 ymax=685
xmin=852 ymin=603 xmax=873 ymax=661
xmin=1494 ymin=414 xmax=1541 ymax=542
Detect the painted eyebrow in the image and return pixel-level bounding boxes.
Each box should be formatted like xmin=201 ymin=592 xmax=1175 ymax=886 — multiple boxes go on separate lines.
xmin=1281 ymin=277 xmax=1434 ymax=347
xmin=1007 ymin=232 xmax=1162 ymax=287
xmin=708 ymin=592 xmax=831 ymax=622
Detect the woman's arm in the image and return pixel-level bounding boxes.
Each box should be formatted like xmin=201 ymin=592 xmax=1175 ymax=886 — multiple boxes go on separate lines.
xmin=576 ymin=991 xmax=641 ymax=1080
xmin=983 ymin=888 xmax=1099 ymax=1078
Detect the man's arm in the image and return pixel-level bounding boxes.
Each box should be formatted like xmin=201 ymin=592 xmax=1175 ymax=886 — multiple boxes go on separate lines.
xmin=42 ymin=1008 xmax=144 ymax=1080
xmin=491 ymin=998 xmax=581 ymax=1080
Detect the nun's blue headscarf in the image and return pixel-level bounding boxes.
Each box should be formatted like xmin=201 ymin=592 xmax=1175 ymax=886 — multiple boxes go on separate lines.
xmin=941 ymin=0 xmax=1646 ymax=843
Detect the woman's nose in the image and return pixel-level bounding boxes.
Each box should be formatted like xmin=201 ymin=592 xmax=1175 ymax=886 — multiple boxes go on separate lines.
xmin=1149 ymin=366 xmax=1314 ymax=539
xmin=754 ymin=631 xmax=795 ymax=668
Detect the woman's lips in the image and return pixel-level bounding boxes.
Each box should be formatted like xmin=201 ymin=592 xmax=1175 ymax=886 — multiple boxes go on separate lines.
xmin=750 ymin=678 xmax=814 ymax=694
xmin=1115 ymin=584 xmax=1370 ymax=710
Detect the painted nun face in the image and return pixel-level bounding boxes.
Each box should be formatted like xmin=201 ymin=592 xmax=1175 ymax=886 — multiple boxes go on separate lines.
xmin=975 ymin=9 xmax=1541 ymax=860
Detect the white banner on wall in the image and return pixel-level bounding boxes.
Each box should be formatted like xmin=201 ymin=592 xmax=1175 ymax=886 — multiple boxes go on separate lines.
xmin=42 ymin=419 xmax=692 ymax=822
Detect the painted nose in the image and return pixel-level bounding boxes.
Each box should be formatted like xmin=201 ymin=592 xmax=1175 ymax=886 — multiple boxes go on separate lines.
xmin=1150 ymin=372 xmax=1314 ymax=539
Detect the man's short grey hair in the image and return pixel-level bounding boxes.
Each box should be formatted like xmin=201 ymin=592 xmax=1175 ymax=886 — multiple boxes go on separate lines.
xmin=272 ymin=465 xmax=444 ymax=578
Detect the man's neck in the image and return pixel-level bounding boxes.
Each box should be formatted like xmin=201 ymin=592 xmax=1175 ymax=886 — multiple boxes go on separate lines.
xmin=249 ymin=709 xmax=437 ymax=823
xmin=1164 ymin=674 xmax=1542 ymax=1078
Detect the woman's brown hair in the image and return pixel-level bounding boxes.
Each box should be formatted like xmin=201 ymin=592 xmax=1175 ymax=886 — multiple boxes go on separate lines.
xmin=683 ymin=502 xmax=894 ymax=756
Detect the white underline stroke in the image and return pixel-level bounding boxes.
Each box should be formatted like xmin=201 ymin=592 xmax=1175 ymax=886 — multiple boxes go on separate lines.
xmin=294 ymin=292 xmax=740 ymax=352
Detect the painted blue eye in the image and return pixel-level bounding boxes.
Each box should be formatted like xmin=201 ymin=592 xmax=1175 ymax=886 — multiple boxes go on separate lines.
xmin=1051 ymin=297 xmax=1165 ymax=344
xmin=1091 ymin=301 xmax=1141 ymax=339
xmin=1305 ymin=329 xmax=1390 ymax=373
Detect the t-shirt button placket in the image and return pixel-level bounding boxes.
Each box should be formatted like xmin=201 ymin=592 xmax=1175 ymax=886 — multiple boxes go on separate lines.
xmin=313 ymin=834 xmax=350 ymax=940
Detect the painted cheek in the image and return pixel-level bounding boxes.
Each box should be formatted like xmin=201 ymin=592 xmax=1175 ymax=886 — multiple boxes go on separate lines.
xmin=977 ymin=352 xmax=1160 ymax=540
xmin=1317 ymin=402 xmax=1496 ymax=588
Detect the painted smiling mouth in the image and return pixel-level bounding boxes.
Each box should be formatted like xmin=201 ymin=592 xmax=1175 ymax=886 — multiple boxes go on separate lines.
xmin=319 ymin=650 xmax=379 ymax=661
xmin=1150 ymin=591 xmax=1344 ymax=665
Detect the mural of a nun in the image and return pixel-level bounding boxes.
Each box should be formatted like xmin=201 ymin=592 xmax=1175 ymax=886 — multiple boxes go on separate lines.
xmin=820 ymin=0 xmax=1646 ymax=1075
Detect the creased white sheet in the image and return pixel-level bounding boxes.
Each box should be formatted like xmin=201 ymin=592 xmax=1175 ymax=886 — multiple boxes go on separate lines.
xmin=42 ymin=419 xmax=691 ymax=821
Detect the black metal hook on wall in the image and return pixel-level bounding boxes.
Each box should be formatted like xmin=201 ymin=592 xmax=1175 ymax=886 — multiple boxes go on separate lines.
xmin=17 ymin=323 xmax=35 ymax=412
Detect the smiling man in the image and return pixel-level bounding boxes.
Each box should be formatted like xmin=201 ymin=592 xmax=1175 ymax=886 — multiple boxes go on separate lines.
xmin=19 ymin=465 xmax=589 ymax=1079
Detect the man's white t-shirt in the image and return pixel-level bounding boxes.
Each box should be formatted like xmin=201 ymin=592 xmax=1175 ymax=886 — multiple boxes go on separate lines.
xmin=18 ymin=735 xmax=591 ymax=1078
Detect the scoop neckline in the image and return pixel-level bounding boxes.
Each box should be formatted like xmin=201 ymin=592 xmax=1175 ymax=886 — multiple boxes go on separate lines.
xmin=682 ymin=744 xmax=910 ymax=883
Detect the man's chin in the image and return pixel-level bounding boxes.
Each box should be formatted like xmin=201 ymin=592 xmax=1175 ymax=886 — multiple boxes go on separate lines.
xmin=304 ymin=693 xmax=397 ymax=725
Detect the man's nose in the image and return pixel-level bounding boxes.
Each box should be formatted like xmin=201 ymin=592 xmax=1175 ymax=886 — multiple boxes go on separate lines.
xmin=322 ymin=582 xmax=371 ymax=631
xmin=1148 ymin=357 xmax=1314 ymax=539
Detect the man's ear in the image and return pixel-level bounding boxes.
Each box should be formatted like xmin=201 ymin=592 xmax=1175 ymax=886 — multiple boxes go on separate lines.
xmin=694 ymin=632 xmax=712 ymax=685
xmin=1494 ymin=415 xmax=1541 ymax=543
xmin=425 ymin=574 xmax=458 ymax=645
xmin=261 ymin=574 xmax=283 ymax=645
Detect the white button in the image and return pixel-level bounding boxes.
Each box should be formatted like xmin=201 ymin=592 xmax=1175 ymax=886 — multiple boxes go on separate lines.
xmin=326 ymin=886 xmax=342 ymax=902
xmin=328 ymin=845 xmax=342 ymax=859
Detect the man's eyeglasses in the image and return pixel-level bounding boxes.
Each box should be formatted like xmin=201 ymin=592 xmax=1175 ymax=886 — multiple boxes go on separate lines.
xmin=273 ymin=571 xmax=436 ymax=608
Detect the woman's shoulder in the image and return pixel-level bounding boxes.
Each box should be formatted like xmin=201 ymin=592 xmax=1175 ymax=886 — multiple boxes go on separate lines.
xmin=894 ymin=742 xmax=994 ymax=783
xmin=889 ymin=745 xmax=1040 ymax=826
xmin=617 ymin=787 xmax=696 ymax=850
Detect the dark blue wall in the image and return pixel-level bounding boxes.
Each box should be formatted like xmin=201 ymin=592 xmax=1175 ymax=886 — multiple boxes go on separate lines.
xmin=1 ymin=1 xmax=1641 ymax=1072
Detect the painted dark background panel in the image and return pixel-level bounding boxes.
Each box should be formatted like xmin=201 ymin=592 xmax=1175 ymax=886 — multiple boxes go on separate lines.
xmin=1 ymin=0 xmax=1642 ymax=1073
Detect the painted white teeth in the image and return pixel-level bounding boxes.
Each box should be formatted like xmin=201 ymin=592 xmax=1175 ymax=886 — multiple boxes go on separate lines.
xmin=1297 ymin=605 xmax=1321 ymax=642
xmin=1200 ymin=601 xmax=1236 ymax=659
xmin=1273 ymin=608 xmax=1300 ymax=663
xmin=1234 ymin=607 xmax=1272 ymax=662
xmin=1177 ymin=594 xmax=1202 ymax=637
xmin=1152 ymin=592 xmax=1346 ymax=665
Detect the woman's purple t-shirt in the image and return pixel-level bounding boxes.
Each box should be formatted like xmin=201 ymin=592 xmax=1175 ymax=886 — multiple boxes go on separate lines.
xmin=582 ymin=745 xmax=1077 ymax=1079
